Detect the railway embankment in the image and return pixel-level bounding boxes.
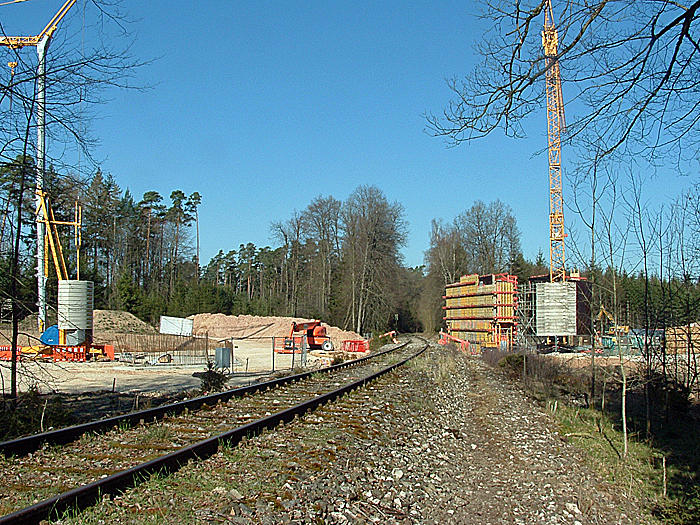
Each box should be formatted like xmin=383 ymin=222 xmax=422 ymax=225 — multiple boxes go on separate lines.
xmin=57 ymin=342 xmax=652 ymax=525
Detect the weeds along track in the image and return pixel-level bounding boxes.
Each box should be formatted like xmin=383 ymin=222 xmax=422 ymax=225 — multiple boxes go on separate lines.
xmin=0 ymin=336 xmax=427 ymax=524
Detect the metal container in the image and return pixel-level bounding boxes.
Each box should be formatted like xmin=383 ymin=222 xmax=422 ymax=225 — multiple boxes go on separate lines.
xmin=215 ymin=347 xmax=231 ymax=369
xmin=58 ymin=280 xmax=94 ymax=330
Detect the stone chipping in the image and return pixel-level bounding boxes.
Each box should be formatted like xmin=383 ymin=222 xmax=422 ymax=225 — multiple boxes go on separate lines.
xmin=64 ymin=341 xmax=654 ymax=525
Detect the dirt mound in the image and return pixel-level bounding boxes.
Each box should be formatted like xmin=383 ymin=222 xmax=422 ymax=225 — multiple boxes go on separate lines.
xmin=189 ymin=313 xmax=362 ymax=347
xmin=0 ymin=310 xmax=156 ymax=347
xmin=93 ymin=310 xmax=157 ymax=334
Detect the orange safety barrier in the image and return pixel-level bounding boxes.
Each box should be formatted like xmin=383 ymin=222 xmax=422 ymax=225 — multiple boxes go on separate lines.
xmin=341 ymin=340 xmax=370 ymax=353
xmin=0 ymin=346 xmax=22 ymax=361
xmin=438 ymin=331 xmax=476 ymax=355
xmin=376 ymin=330 xmax=399 ymax=344
xmin=53 ymin=346 xmax=86 ymax=362
xmin=0 ymin=344 xmax=111 ymax=362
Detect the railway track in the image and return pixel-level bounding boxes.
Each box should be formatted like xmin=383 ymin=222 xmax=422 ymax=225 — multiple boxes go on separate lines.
xmin=0 ymin=336 xmax=427 ymax=524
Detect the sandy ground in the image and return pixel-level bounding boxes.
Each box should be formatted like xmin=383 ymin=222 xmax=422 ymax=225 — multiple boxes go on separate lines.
xmin=0 ymin=311 xmax=364 ymax=395
xmin=0 ymin=339 xmax=321 ymax=395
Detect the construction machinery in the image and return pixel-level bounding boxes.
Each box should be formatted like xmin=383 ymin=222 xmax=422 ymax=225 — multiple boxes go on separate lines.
xmin=285 ymin=321 xmax=334 ymax=352
xmin=542 ymin=0 xmax=567 ymax=283
xmin=597 ymin=305 xmax=629 ymax=336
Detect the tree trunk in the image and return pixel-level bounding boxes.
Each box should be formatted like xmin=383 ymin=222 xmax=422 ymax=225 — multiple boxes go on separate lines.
xmin=9 ymin=162 xmax=27 ymax=401
xmin=195 ymin=209 xmax=200 ymax=283
xmin=145 ymin=209 xmax=151 ymax=287
xmin=621 ymin=352 xmax=628 ymax=458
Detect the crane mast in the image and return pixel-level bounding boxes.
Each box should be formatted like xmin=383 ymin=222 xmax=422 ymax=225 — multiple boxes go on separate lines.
xmin=542 ymin=0 xmax=566 ymax=283
xmin=0 ymin=0 xmax=77 ymax=331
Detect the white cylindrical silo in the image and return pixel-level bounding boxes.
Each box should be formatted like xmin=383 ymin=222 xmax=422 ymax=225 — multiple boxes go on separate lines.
xmin=58 ymin=280 xmax=94 ymax=345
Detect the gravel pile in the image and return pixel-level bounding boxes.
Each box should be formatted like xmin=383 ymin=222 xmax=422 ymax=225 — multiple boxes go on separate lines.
xmin=93 ymin=310 xmax=158 ymax=334
xmin=65 ymin=341 xmax=654 ymax=524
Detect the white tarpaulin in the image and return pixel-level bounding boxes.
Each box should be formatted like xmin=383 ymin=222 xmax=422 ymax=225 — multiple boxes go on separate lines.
xmin=159 ymin=315 xmax=194 ymax=336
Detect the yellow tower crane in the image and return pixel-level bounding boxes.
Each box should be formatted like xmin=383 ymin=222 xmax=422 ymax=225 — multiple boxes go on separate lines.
xmin=0 ymin=0 xmax=77 ymax=331
xmin=542 ymin=0 xmax=566 ymax=283
xmin=0 ymin=0 xmax=77 ymax=50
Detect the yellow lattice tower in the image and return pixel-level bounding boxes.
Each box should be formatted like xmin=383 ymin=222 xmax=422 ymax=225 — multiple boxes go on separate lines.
xmin=542 ymin=0 xmax=566 ymax=282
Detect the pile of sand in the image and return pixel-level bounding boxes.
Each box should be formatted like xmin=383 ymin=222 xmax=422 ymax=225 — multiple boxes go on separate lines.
xmin=4 ymin=311 xmax=362 ymax=351
xmin=0 ymin=310 xmax=156 ymax=347
xmin=189 ymin=313 xmax=362 ymax=347
xmin=93 ymin=310 xmax=157 ymax=334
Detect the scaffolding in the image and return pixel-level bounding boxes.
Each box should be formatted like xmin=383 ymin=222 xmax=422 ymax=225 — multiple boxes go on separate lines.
xmin=443 ymin=273 xmax=518 ymax=351
xmin=516 ymin=280 xmax=538 ymax=349
xmin=517 ymin=274 xmax=592 ymax=350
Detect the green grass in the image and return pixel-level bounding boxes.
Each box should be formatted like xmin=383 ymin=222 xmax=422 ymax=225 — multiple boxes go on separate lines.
xmin=535 ymin=378 xmax=700 ymax=524
xmin=555 ymin=404 xmax=661 ymax=499
xmin=142 ymin=424 xmax=172 ymax=444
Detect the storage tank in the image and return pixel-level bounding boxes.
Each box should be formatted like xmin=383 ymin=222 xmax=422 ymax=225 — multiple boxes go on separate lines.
xmin=58 ymin=280 xmax=94 ymax=345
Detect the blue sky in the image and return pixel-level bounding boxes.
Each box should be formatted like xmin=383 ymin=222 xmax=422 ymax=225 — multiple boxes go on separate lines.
xmin=1 ymin=1 xmax=694 ymax=269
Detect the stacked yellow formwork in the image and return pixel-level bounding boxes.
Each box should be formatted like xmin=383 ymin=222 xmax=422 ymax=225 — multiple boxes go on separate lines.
xmin=666 ymin=323 xmax=700 ymax=354
xmin=443 ymin=273 xmax=518 ymax=349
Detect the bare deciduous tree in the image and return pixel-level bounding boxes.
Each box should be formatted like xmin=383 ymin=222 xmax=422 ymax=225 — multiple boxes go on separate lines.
xmin=270 ymin=211 xmax=304 ymax=316
xmin=301 ymin=195 xmax=341 ymax=317
xmin=426 ymin=219 xmax=467 ymax=286
xmin=427 ymin=0 xmax=700 ymax=170
xmin=455 ymin=199 xmax=521 ymax=275
xmin=339 ymin=185 xmax=407 ymax=335
xmin=425 ymin=200 xmax=522 ymax=279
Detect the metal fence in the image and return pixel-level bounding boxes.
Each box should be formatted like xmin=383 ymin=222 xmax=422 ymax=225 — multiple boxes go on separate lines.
xmin=113 ymin=333 xmax=210 ymax=366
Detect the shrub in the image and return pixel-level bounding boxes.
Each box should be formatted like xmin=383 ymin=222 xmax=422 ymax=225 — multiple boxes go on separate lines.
xmin=0 ymin=386 xmax=74 ymax=440
xmin=498 ymin=353 xmax=525 ymax=375
xmin=198 ymin=361 xmax=228 ymax=393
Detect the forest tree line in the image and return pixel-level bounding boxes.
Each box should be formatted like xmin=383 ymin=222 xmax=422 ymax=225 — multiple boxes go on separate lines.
xmin=0 ymin=158 xmax=420 ymax=335
xmin=1 ymin=155 xmax=700 ymax=340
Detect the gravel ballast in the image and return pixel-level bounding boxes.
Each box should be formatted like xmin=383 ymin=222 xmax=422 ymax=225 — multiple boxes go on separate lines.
xmin=61 ymin=341 xmax=654 ymax=525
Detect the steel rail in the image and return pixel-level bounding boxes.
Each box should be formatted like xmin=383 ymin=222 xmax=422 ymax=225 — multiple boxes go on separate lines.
xmin=0 ymin=340 xmax=408 ymax=459
xmin=0 ymin=342 xmax=427 ymax=525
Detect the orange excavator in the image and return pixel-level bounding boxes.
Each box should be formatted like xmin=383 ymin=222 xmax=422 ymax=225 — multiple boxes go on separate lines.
xmin=286 ymin=321 xmax=334 ymax=352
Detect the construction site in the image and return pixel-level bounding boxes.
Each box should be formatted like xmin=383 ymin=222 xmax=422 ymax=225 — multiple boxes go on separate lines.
xmin=440 ymin=0 xmax=596 ymax=355
xmin=2 ymin=0 xmax=699 ymax=389
xmin=439 ymin=0 xmax=696 ymax=358
xmin=0 ymin=311 xmax=367 ymax=394
xmin=0 ymin=180 xmax=370 ymax=395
